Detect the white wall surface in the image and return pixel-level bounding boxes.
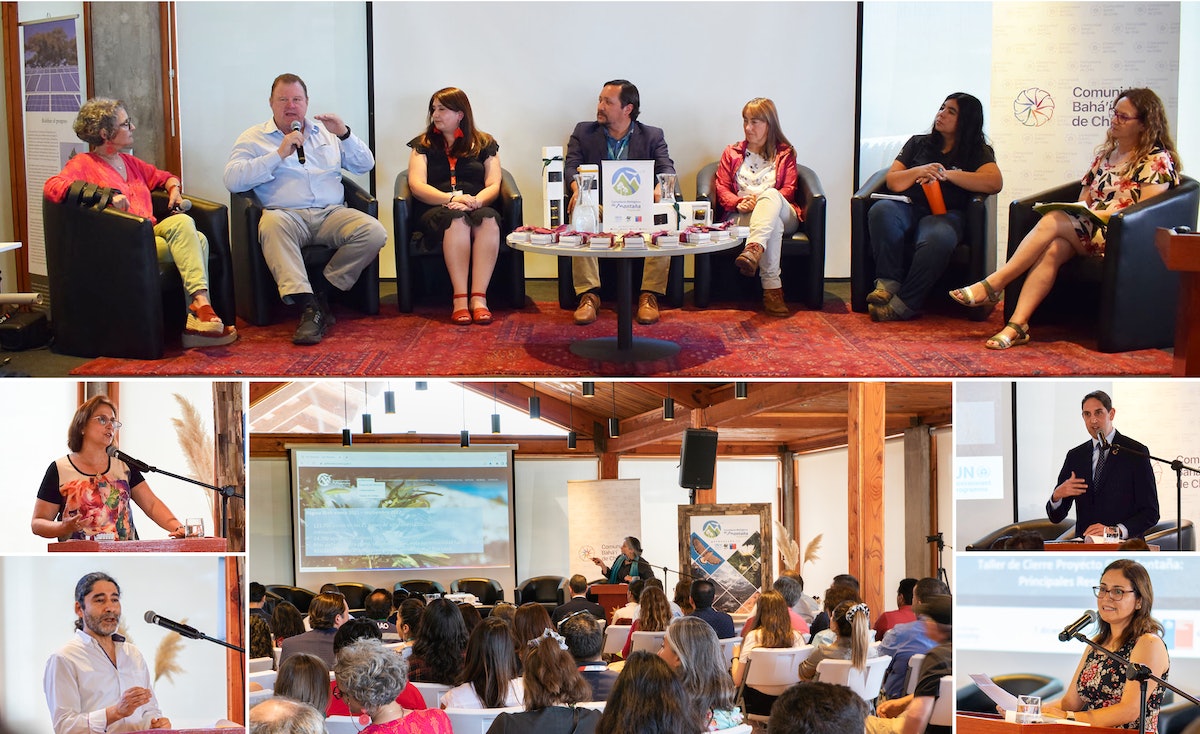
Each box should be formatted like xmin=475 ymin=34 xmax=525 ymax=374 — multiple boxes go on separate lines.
xmin=0 ymin=555 xmax=230 ymax=734
xmin=175 ymin=2 xmax=371 ymax=205
xmin=172 ymin=2 xmax=856 ymax=280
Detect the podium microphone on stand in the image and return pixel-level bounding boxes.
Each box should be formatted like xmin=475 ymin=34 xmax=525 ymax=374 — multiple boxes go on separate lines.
xmin=106 ymin=444 xmax=151 ymax=473
xmin=1058 ymin=609 xmax=1098 ymax=642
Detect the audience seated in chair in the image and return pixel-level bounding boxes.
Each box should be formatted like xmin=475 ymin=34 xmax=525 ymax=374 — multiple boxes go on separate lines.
xmin=595 ymin=651 xmax=705 ymax=734
xmin=879 ymin=578 xmax=949 ymax=701
xmin=869 ymin=595 xmax=952 ymax=734
xmin=768 ymin=682 xmax=869 ymax=734
xmin=561 ymin=612 xmax=618 ymax=701
xmin=660 ymin=616 xmax=744 ymax=730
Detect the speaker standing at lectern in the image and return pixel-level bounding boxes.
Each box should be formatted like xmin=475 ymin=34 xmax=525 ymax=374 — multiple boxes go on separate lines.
xmin=1042 ymin=559 xmax=1169 ymax=729
xmin=1046 ymin=390 xmax=1159 ymax=540
xmin=44 ymin=572 xmax=171 ymax=733
xmin=31 ymin=395 xmax=186 ymax=542
xmin=591 ymin=536 xmax=656 ymax=583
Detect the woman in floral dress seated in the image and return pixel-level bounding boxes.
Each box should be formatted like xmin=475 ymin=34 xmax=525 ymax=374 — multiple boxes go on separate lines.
xmin=951 ymin=88 xmax=1180 ymax=349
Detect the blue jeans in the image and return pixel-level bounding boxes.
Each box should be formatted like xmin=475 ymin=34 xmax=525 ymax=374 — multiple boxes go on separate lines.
xmin=867 ymin=200 xmax=963 ymax=315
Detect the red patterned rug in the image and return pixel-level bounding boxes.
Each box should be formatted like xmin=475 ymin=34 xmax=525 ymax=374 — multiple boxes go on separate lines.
xmin=70 ymin=297 xmax=1172 ymax=377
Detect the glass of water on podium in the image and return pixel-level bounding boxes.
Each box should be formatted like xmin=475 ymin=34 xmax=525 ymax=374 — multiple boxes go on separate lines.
xmin=1016 ymin=695 xmax=1041 ymax=723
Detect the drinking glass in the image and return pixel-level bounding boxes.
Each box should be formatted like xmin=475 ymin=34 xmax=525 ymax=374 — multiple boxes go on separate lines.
xmin=1016 ymin=695 xmax=1041 ymax=724
xmin=184 ymin=517 xmax=205 ymax=538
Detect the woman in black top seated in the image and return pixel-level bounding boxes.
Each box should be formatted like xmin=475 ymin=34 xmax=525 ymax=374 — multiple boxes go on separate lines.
xmin=866 ymin=92 xmax=1002 ymax=322
xmin=407 ymin=87 xmax=502 ymax=325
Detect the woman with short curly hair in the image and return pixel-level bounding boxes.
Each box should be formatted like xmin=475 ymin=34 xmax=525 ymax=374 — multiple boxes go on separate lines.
xmin=43 ymin=97 xmax=236 ymax=348
xmin=333 ymin=638 xmax=450 ymax=733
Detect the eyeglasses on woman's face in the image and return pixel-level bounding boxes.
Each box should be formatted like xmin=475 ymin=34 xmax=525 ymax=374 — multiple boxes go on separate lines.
xmin=1092 ymin=585 xmax=1134 ymax=600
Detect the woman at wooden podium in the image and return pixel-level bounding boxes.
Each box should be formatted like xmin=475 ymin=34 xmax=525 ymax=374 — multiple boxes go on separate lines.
xmin=31 ymin=395 xmax=185 ymax=542
xmin=590 ymin=536 xmax=656 ymax=583
xmin=1042 ymin=559 xmax=1170 ymax=730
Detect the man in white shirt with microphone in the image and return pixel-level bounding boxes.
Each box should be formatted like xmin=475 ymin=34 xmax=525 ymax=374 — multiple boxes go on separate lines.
xmin=224 ymin=73 xmax=385 ymax=345
xmin=43 ymin=572 xmax=170 ymax=733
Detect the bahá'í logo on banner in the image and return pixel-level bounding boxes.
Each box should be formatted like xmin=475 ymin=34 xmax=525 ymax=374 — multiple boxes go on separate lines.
xmin=1013 ymin=88 xmax=1054 ymax=127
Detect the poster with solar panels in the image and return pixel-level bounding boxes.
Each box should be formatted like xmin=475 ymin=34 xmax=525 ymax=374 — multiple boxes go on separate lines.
xmin=20 ymin=11 xmax=87 ymax=281
xmin=678 ymin=503 xmax=773 ymax=614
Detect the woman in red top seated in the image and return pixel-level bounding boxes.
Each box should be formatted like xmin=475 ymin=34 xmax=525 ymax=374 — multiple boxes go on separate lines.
xmin=334 ymin=638 xmax=451 ymax=734
xmin=714 ymin=97 xmax=803 ymax=317
xmin=43 ymin=97 xmax=236 ymax=347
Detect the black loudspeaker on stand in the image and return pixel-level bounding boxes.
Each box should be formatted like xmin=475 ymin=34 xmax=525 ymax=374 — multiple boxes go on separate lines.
xmin=680 ymin=428 xmax=719 ymax=496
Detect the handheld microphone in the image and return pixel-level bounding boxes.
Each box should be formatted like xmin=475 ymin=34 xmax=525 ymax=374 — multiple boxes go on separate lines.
xmin=106 ymin=444 xmax=151 ymax=473
xmin=145 ymin=610 xmax=202 ymax=639
xmin=1058 ymin=609 xmax=1098 ymax=642
xmin=291 ymin=120 xmax=306 ymax=164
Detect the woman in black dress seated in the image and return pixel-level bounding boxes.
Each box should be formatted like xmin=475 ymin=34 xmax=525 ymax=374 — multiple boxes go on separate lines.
xmin=407 ymin=87 xmax=502 ymax=325
xmin=1043 ymin=558 xmax=1169 ymax=730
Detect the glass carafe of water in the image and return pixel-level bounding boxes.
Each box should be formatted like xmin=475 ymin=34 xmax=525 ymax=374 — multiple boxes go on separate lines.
xmin=572 ymin=164 xmax=600 ymax=232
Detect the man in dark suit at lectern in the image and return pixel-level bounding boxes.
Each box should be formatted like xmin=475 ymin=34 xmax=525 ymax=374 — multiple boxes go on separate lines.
xmin=1046 ymin=390 xmax=1159 ymax=539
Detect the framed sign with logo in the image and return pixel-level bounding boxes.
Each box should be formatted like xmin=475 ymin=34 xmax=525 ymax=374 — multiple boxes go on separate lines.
xmin=601 ymin=159 xmax=653 ymax=232
xmin=677 ymin=503 xmax=773 ymax=614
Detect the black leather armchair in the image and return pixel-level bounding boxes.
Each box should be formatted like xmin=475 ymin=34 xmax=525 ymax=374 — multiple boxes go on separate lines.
xmin=265 ymin=585 xmax=316 ymax=615
xmin=517 ymin=575 xmax=566 ymax=613
xmin=965 ymin=518 xmax=1076 ymax=551
xmin=335 ymin=582 xmax=375 ymax=613
xmin=1004 ymin=176 xmax=1199 ymax=352
xmin=393 ymin=169 xmax=525 ymax=312
xmin=451 ymin=577 xmax=505 ymax=605
xmin=957 ymin=674 xmax=1063 ymax=714
xmin=398 ymin=579 xmax=446 ymax=597
xmin=230 ymin=177 xmax=381 ymax=326
xmin=554 ymin=181 xmax=686 ymax=310
xmin=1144 ymin=519 xmax=1195 ymax=551
xmin=44 ymin=184 xmax=236 ymax=359
xmin=851 ymin=167 xmax=996 ymax=319
xmin=695 ymin=161 xmax=826 ymax=309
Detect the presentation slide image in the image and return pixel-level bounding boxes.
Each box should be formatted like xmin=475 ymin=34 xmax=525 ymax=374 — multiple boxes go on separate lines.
xmin=294 ymin=452 xmax=512 ymax=573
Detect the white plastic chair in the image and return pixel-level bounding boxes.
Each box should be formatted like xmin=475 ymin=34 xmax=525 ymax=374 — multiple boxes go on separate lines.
xmin=249 ymin=656 xmax=273 ymax=673
xmin=325 ymin=716 xmax=362 ymax=734
xmin=443 ymin=705 xmax=523 ymax=734
xmin=578 ymin=701 xmax=607 ymax=712
xmin=928 ymin=675 xmax=954 ymax=726
xmin=816 ymin=655 xmax=893 ymax=702
xmin=248 ymin=669 xmax=277 ymax=691
xmin=603 ymin=624 xmax=630 ymax=656
xmin=744 ymin=645 xmax=815 ymax=696
xmin=630 ymin=630 xmax=668 ymax=654
xmin=905 ymin=653 xmax=927 ymax=695
xmin=271 ymin=646 xmax=281 ymax=666
xmin=718 ymin=636 xmax=742 ymax=670
xmin=412 ymin=681 xmax=452 ymax=709
xmin=247 ymin=687 xmax=274 ymax=708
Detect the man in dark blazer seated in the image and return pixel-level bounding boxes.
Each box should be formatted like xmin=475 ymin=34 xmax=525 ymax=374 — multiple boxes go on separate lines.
xmin=564 ymin=79 xmax=676 ymax=326
xmin=552 ymin=574 xmax=606 ymax=626
xmin=278 ymin=590 xmax=350 ymax=668
xmin=1047 ymin=390 xmax=1159 ymax=540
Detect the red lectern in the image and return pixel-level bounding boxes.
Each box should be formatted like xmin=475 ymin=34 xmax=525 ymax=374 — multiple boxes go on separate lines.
xmin=590 ymin=583 xmax=628 ymax=622
xmin=1155 ymin=227 xmax=1200 ymax=376
xmin=48 ymin=538 xmax=229 ymax=553
xmin=957 ymin=713 xmax=1127 ymax=733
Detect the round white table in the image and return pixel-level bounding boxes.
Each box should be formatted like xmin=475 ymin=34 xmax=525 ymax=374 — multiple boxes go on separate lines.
xmin=508 ymin=234 xmax=742 ymax=360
